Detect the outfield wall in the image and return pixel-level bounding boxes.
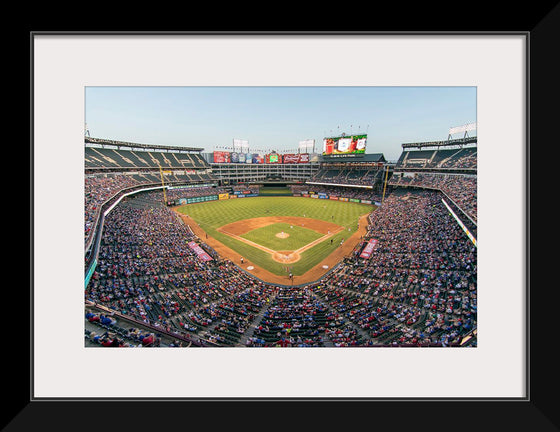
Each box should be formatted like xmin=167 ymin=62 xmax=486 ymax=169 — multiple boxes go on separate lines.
xmin=171 ymin=190 xmax=260 ymax=205
xmin=171 ymin=190 xmax=380 ymax=207
xmin=293 ymin=192 xmax=381 ymax=206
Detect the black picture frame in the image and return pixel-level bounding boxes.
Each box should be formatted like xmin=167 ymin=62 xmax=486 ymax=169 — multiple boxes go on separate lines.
xmin=20 ymin=4 xmax=559 ymax=429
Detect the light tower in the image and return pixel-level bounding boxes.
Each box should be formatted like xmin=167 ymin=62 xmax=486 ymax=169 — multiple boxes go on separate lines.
xmin=448 ymin=122 xmax=477 ymax=141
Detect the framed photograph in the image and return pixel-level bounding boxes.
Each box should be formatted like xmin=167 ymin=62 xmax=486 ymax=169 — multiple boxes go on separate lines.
xmin=23 ymin=19 xmax=554 ymax=430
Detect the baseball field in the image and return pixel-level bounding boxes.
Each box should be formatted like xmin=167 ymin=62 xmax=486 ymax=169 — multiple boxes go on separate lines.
xmin=174 ymin=196 xmax=374 ymax=284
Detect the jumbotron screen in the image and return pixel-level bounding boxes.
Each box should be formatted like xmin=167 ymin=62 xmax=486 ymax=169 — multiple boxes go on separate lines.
xmin=322 ymin=134 xmax=367 ymax=156
xmin=266 ymin=153 xmax=281 ymax=164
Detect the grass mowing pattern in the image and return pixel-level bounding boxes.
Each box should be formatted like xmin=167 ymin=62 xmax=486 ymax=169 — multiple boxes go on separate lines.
xmin=177 ymin=196 xmax=372 ymax=276
xmin=258 ymin=187 xmax=292 ymax=195
xmin=240 ymin=222 xmax=323 ymax=251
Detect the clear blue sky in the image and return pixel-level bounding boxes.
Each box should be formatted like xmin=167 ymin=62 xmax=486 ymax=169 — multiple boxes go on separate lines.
xmin=85 ymin=86 xmax=476 ymax=161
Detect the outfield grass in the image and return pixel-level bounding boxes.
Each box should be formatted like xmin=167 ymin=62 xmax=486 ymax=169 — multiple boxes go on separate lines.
xmin=258 ymin=187 xmax=292 ymax=195
xmin=241 ymin=222 xmax=323 ymax=251
xmin=177 ymin=196 xmax=372 ymax=276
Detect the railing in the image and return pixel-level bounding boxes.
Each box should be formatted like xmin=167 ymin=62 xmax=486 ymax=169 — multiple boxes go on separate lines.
xmin=85 ymin=301 xmax=217 ymax=347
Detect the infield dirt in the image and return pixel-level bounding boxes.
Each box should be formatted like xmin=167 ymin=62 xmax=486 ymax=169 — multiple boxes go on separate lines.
xmin=174 ymin=211 xmax=370 ymax=286
xmin=218 ymin=216 xmax=341 ymax=236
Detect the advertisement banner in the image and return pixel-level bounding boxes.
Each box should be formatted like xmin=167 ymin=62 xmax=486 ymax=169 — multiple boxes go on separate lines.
xmin=188 ymin=241 xmax=213 ymax=261
xmin=302 ymin=194 xmax=310 ymax=197
xmin=230 ymin=152 xmax=239 ymax=163
xmin=219 ymin=193 xmax=229 ymax=200
xmin=339 ymin=197 xmax=349 ymax=202
xmin=229 ymin=195 xmax=237 ymax=199
xmin=169 ymin=183 xmax=214 ymax=190
xmin=350 ymin=198 xmax=361 ymax=203
xmin=266 ymin=153 xmax=281 ymax=164
xmin=311 ymin=194 xmax=318 ymax=199
xmin=189 ymin=195 xmax=218 ymax=204
xmin=329 ymin=196 xmax=339 ymax=200
xmin=213 ymin=151 xmax=230 ymax=163
xmin=361 ymin=199 xmax=372 ymax=204
xmin=360 ymin=239 xmax=378 ymax=259
xmin=282 ymin=153 xmax=300 ymax=164
xmin=282 ymin=153 xmax=309 ymax=164
xmin=252 ymin=154 xmax=264 ymax=164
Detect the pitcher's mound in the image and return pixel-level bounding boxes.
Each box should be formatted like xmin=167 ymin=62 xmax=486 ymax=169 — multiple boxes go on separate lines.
xmin=276 ymin=232 xmax=290 ymax=238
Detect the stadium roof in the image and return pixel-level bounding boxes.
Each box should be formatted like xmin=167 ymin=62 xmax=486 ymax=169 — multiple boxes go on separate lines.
xmin=401 ymin=136 xmax=477 ymax=149
xmin=85 ymin=137 xmax=204 ymax=153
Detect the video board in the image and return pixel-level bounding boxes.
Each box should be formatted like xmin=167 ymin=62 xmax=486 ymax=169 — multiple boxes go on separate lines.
xmin=322 ymin=134 xmax=367 ymax=156
xmin=266 ymin=153 xmax=282 ymax=164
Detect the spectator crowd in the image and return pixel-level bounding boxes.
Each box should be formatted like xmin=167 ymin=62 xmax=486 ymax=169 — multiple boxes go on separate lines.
xmin=86 ymin=187 xmax=476 ymax=348
xmin=389 ymin=173 xmax=477 ymax=222
xmin=309 ymin=166 xmax=383 ymax=186
xmin=291 ymin=184 xmax=383 ymax=202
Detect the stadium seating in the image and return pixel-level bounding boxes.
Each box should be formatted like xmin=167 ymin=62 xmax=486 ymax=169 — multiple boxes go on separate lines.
xmin=396 ymin=147 xmax=477 ymax=170
xmin=85 ymin=141 xmax=218 ymax=249
xmin=85 ymin=139 xmax=477 ymax=348
xmin=389 ymin=173 xmax=476 ymax=222
xmin=309 ymin=166 xmax=384 ymax=186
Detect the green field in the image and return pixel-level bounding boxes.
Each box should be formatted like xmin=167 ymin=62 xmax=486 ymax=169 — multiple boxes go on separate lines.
xmin=258 ymin=187 xmax=292 ymax=196
xmin=177 ymin=196 xmax=372 ymax=276
xmin=241 ymin=222 xmax=323 ymax=251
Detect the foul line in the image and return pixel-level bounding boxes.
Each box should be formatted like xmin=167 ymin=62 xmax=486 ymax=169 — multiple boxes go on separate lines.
xmin=219 ymin=230 xmax=276 ymax=254
xmin=220 ymin=226 xmax=346 ymax=256
xmin=294 ymin=226 xmax=345 ymax=254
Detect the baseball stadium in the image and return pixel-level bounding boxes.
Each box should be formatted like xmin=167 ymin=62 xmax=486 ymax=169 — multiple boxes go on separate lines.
xmin=84 ymin=124 xmax=477 ymax=348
